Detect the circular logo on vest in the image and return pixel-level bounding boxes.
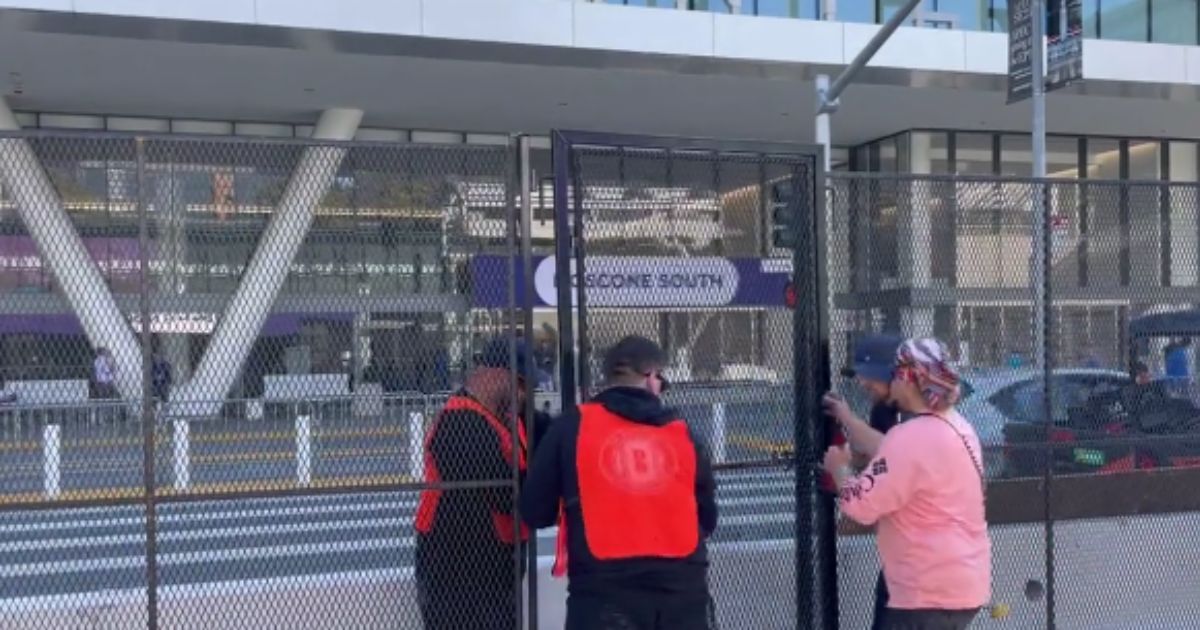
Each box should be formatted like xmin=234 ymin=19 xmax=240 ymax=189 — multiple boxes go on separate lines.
xmin=598 ymin=431 xmax=678 ymax=496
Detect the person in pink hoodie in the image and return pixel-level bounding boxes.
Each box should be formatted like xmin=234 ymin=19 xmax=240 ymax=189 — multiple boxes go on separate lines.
xmin=823 ymin=338 xmax=991 ymax=630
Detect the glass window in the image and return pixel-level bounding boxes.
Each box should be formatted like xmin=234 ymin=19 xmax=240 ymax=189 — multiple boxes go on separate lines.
xmin=1047 ymin=136 xmax=1080 ymax=179
xmin=1099 ymin=0 xmax=1150 ymax=42
xmin=1152 ymin=0 xmax=1198 ymax=45
xmin=992 ymin=0 xmax=1010 ymax=32
xmin=1128 ymin=140 xmax=1161 ymax=180
xmin=752 ymin=0 xmax=819 ymax=18
xmin=910 ymin=131 xmax=951 ymax=174
xmin=989 ymin=375 xmax=1108 ymax=426
xmin=1085 ymin=138 xmax=1122 ymax=287
xmin=1086 ymin=138 xmax=1121 ymax=179
xmin=879 ymin=138 xmax=900 ymax=173
xmin=606 ymin=0 xmax=677 ymax=6
xmin=852 ymin=145 xmax=870 ymax=172
xmin=1081 ymin=0 xmax=1101 ymax=38
xmin=1000 ymin=134 xmax=1032 ymax=176
xmin=1168 ymin=142 xmax=1199 ymax=182
xmin=930 ymin=0 xmax=989 ymax=31
xmin=879 ymin=0 xmax=912 ymax=22
xmin=955 ymin=132 xmax=995 ymax=175
xmin=837 ymin=0 xmax=877 ymax=23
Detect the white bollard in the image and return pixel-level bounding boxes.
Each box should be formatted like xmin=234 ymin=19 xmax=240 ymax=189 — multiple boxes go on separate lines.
xmin=712 ymin=402 xmax=727 ymax=465
xmin=296 ymin=414 xmax=312 ymax=487
xmin=43 ymin=424 xmax=61 ymax=499
xmin=173 ymin=420 xmax=190 ymax=491
xmin=408 ymin=411 xmax=424 ymax=480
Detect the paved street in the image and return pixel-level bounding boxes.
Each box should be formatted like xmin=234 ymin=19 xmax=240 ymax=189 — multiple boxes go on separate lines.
xmin=0 ymin=392 xmax=793 ymax=499
xmin=0 ymin=468 xmax=795 ymax=606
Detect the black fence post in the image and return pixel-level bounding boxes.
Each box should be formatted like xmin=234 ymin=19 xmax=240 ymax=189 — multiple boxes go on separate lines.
xmin=517 ymin=134 xmax=540 ymax=630
xmin=551 ymin=130 xmax=578 ymax=419
xmin=505 ymin=135 xmax=525 ymax=630
xmin=136 ymin=136 xmax=160 ymax=630
xmin=812 ymin=158 xmax=838 ymax=630
xmin=1040 ymin=180 xmax=1056 ymax=630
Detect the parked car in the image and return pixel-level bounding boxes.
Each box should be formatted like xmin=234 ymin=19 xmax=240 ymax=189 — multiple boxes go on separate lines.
xmin=957 ymin=368 xmax=1131 ymax=478
xmin=997 ymin=371 xmax=1200 ymax=477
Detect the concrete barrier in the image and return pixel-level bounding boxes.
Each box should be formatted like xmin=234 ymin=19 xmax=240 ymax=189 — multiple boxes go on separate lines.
xmin=8 ymin=512 xmax=1200 ymax=629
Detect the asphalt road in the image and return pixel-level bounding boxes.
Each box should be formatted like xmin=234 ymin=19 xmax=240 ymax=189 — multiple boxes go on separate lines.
xmin=0 ymin=467 xmax=797 ymax=604
xmin=0 ymin=398 xmax=792 ymax=499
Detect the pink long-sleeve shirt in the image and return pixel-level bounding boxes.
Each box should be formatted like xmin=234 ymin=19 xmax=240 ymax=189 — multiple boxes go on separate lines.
xmin=838 ymin=410 xmax=991 ymax=611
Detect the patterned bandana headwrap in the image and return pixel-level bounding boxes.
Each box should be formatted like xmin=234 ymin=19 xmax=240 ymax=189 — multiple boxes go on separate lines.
xmin=894 ymin=338 xmax=961 ymax=408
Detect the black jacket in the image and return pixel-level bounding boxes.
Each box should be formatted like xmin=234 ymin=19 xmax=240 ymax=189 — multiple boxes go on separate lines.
xmin=520 ymin=387 xmax=718 ymax=594
xmin=415 ymin=394 xmax=549 ymax=573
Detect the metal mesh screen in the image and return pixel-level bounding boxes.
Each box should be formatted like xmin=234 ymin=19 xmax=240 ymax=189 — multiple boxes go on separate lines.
xmin=0 ymin=131 xmax=528 ymax=629
xmin=554 ymin=134 xmax=827 ymax=630
xmin=830 ymin=172 xmax=1200 ymax=630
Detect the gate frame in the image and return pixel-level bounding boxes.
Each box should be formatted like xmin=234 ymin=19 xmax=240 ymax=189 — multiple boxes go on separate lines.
xmin=549 ymin=130 xmax=834 ymax=629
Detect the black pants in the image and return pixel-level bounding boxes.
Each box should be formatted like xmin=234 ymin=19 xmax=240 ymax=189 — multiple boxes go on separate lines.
xmin=566 ymin=590 xmax=716 ymax=630
xmin=415 ymin=538 xmax=518 ymax=630
xmin=882 ymin=608 xmax=980 ymax=630
xmin=870 ymin=571 xmax=889 ymax=630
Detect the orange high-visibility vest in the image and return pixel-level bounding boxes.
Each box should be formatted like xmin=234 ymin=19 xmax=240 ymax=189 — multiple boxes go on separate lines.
xmin=415 ymin=395 xmax=529 ymax=544
xmin=570 ymin=402 xmax=698 ymax=561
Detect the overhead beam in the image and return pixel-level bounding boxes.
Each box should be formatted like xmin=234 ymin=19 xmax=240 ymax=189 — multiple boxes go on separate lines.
xmin=0 ymin=97 xmax=144 ymax=402
xmin=172 ymin=108 xmax=362 ymax=416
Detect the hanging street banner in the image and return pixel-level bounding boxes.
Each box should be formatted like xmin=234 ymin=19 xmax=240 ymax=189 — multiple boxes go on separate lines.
xmin=1046 ymin=0 xmax=1083 ymax=93
xmin=469 ymin=255 xmax=796 ymax=309
xmin=1006 ymin=0 xmax=1035 ymax=104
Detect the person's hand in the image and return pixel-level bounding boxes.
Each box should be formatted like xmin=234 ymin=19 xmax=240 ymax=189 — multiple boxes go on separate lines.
xmin=822 ymin=391 xmax=853 ymax=425
xmin=822 ymin=444 xmax=852 ymax=476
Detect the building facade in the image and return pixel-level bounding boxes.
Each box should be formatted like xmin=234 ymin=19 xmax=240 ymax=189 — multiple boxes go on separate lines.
xmin=2 ymin=0 xmax=1199 ymax=391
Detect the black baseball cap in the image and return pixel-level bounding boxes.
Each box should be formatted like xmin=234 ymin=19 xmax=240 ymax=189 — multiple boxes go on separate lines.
xmin=841 ymin=334 xmax=903 ymax=383
xmin=602 ymin=336 xmax=667 ymax=380
xmin=475 ymin=336 xmax=530 ymax=378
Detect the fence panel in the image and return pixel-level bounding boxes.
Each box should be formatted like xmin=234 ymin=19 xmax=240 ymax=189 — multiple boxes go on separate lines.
xmin=0 ymin=131 xmax=528 ymax=629
xmin=551 ymin=131 xmax=829 ymax=630
xmin=831 ymin=172 xmax=1200 ymax=630
xmin=828 ymin=173 xmax=1048 ymax=629
xmin=0 ymin=132 xmax=153 ymax=630
xmin=1047 ymin=177 xmax=1200 ymax=630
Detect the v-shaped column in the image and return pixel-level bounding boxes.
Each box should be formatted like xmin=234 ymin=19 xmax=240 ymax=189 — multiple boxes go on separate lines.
xmin=172 ymin=108 xmax=362 ymax=416
xmin=0 ymin=98 xmax=144 ymax=401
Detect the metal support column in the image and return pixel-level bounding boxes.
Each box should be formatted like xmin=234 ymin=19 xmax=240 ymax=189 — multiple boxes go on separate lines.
xmin=174 ymin=108 xmax=363 ymax=415
xmin=0 ymin=97 xmax=144 ymax=401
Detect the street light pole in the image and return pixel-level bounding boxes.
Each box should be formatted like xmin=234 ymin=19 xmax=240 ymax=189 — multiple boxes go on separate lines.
xmin=815 ymin=0 xmax=923 ymax=165
xmin=1031 ymin=0 xmax=1049 ymax=372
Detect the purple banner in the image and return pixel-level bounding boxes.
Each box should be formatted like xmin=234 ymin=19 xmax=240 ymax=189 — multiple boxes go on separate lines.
xmin=469 ymin=255 xmax=794 ymax=309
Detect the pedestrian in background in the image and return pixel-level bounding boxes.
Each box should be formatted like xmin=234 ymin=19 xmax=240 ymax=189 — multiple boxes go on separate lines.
xmin=521 ymin=335 xmax=718 ymax=630
xmin=823 ymin=338 xmax=991 ymax=630
xmin=152 ymin=351 xmax=173 ymax=405
xmin=92 ymin=347 xmax=117 ymax=400
xmin=823 ymin=334 xmax=904 ymax=630
xmin=414 ymin=336 xmax=532 ymax=630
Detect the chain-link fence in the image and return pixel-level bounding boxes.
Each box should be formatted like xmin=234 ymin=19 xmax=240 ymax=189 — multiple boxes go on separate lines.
xmin=10 ymin=130 xmax=1192 ymax=630
xmin=0 ymin=130 xmax=533 ymax=629
xmin=829 ymin=172 xmax=1200 ymax=629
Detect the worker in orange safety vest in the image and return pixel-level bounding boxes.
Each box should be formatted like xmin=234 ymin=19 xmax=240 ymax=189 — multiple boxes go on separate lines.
xmin=521 ymin=335 xmax=718 ymax=630
xmin=415 ymin=336 xmax=537 ymax=630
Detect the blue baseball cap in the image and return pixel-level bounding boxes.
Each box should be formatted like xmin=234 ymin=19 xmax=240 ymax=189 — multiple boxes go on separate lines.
xmin=841 ymin=334 xmax=903 ymax=383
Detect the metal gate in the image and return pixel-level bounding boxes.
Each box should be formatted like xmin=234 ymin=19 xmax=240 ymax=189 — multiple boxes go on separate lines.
xmin=549 ymin=131 xmax=833 ymax=629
